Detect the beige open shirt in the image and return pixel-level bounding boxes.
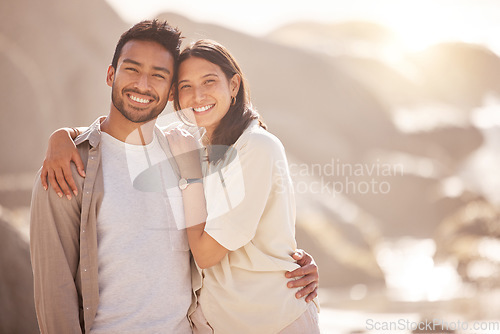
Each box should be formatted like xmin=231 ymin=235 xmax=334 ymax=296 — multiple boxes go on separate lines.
xmin=29 ymin=118 xmax=201 ymax=333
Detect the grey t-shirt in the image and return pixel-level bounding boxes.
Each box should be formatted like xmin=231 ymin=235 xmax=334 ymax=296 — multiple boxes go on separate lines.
xmin=90 ymin=132 xmax=191 ymax=333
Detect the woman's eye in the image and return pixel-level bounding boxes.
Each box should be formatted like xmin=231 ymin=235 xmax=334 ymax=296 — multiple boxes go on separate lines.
xmin=179 ymin=85 xmax=190 ymax=90
xmin=204 ymin=80 xmax=215 ymax=85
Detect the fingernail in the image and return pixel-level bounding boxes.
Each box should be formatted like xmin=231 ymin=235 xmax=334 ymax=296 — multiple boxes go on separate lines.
xmin=82 ymin=171 xmax=86 ymax=177
xmin=57 ymin=192 xmax=63 ymax=198
xmin=43 ymin=185 xmax=48 ymax=191
xmin=285 ymin=272 xmax=290 ymax=278
xmin=287 ymin=282 xmax=293 ymax=288
xmin=73 ymin=190 xmax=78 ymax=196
xmin=66 ymin=194 xmax=72 ymax=200
xmin=306 ymin=299 xmax=311 ymax=303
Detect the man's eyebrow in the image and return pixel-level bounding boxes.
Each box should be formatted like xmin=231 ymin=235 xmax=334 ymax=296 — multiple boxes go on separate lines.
xmin=122 ymin=59 xmax=171 ymax=75
xmin=153 ymin=66 xmax=171 ymax=75
xmin=178 ymin=73 xmax=218 ymax=85
xmin=122 ymin=59 xmax=141 ymax=66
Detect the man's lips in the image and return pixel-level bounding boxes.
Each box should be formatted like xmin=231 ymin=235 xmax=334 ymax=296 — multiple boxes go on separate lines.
xmin=124 ymin=90 xmax=156 ymax=105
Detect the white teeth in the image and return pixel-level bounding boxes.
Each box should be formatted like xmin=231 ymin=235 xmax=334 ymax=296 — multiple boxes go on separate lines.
xmin=193 ymin=104 xmax=214 ymax=112
xmin=129 ymin=95 xmax=150 ymax=104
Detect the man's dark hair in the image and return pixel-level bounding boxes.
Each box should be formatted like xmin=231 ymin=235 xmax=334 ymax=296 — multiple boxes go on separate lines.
xmin=111 ymin=19 xmax=182 ymax=69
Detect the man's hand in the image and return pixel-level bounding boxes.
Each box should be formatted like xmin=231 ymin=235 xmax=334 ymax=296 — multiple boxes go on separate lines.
xmin=285 ymin=249 xmax=319 ymax=303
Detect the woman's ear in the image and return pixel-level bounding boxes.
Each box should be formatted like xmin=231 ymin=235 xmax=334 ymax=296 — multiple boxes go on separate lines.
xmin=230 ymin=74 xmax=241 ymax=96
xmin=106 ymin=65 xmax=115 ymax=87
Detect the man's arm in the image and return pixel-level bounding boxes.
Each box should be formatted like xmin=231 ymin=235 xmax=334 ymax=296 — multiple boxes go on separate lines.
xmin=286 ymin=249 xmax=319 ymax=303
xmin=30 ymin=167 xmax=83 ymax=333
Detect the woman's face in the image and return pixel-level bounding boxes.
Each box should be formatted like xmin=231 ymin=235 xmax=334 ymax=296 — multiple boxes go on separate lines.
xmin=176 ymin=56 xmax=240 ymax=135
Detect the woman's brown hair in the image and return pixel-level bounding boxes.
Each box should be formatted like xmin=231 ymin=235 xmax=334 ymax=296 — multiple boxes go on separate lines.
xmin=173 ymin=39 xmax=266 ymax=163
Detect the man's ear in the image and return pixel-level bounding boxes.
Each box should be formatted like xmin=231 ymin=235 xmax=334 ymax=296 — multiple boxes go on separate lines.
xmin=230 ymin=74 xmax=241 ymax=96
xmin=168 ymin=85 xmax=175 ymax=102
xmin=106 ymin=65 xmax=115 ymax=87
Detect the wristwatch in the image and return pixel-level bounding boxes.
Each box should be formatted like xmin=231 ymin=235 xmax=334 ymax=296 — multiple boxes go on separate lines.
xmin=178 ymin=177 xmax=203 ymax=190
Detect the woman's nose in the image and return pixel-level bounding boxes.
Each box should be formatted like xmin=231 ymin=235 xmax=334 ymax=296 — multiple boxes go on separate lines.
xmin=194 ymin=87 xmax=205 ymax=103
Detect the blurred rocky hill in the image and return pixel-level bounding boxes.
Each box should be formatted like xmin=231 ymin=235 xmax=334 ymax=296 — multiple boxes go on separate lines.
xmin=161 ymin=14 xmax=500 ymax=289
xmin=0 ymin=216 xmax=36 ymax=334
xmin=0 ymin=0 xmax=126 ymax=331
xmin=1 ymin=4 xmax=500 ymax=332
xmin=0 ymin=0 xmax=127 ymax=175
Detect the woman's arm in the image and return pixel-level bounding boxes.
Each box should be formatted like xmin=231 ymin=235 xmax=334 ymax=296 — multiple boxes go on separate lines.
xmin=165 ymin=128 xmax=229 ymax=269
xmin=41 ymin=127 xmax=87 ymax=200
xmin=182 ymin=185 xmax=229 ymax=268
xmin=166 ymin=128 xmax=319 ymax=300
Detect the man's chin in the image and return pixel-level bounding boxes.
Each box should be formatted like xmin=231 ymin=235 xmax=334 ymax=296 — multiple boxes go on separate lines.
xmin=126 ymin=115 xmax=158 ymax=124
xmin=120 ymin=109 xmax=161 ymax=124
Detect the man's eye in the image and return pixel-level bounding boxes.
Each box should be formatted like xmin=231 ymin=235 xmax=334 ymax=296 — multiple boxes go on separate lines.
xmin=154 ymin=74 xmax=165 ymax=79
xmin=126 ymin=67 xmax=138 ymax=72
xmin=204 ymin=80 xmax=215 ymax=84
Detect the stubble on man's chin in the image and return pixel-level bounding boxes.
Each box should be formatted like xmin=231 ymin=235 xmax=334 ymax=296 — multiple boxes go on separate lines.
xmin=112 ymin=96 xmax=162 ymax=124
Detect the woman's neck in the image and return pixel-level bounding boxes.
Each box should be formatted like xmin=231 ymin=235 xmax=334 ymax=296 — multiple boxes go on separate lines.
xmin=204 ymin=126 xmax=215 ymax=142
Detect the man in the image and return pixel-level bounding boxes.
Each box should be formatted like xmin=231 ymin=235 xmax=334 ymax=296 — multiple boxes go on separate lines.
xmin=30 ymin=20 xmax=318 ymax=333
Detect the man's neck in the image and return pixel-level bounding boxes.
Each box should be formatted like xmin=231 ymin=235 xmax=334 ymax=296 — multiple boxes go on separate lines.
xmin=101 ymin=110 xmax=157 ymax=145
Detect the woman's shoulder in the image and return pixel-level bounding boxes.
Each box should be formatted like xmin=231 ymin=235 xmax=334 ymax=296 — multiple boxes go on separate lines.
xmin=235 ymin=122 xmax=285 ymax=155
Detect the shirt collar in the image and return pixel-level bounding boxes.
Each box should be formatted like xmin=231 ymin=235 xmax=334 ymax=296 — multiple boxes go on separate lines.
xmin=75 ymin=116 xmax=105 ymax=147
xmin=75 ymin=116 xmax=169 ymax=148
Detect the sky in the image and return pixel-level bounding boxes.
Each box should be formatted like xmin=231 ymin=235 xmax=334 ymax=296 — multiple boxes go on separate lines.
xmin=105 ymin=0 xmax=500 ymax=53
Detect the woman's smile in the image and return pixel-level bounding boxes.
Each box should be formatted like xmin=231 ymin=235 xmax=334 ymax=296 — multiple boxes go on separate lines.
xmin=192 ymin=103 xmax=215 ymax=115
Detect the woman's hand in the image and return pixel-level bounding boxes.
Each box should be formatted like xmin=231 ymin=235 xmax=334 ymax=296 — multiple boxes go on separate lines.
xmin=285 ymin=249 xmax=319 ymax=303
xmin=41 ymin=128 xmax=85 ymax=199
xmin=164 ymin=127 xmax=203 ymax=178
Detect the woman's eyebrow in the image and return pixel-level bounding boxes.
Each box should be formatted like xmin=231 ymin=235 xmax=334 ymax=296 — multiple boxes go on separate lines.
xmin=178 ymin=73 xmax=218 ymax=85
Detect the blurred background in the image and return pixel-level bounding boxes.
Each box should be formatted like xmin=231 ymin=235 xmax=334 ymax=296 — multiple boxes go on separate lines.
xmin=1 ymin=0 xmax=500 ymax=333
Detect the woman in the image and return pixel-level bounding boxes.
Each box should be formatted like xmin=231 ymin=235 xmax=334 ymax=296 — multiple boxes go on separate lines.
xmin=42 ymin=39 xmax=320 ymax=333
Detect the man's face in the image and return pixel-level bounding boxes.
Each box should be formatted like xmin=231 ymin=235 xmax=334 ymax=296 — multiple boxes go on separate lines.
xmin=106 ymin=40 xmax=175 ymax=123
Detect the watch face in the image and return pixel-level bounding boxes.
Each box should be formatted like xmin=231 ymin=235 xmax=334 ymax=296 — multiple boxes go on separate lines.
xmin=179 ymin=178 xmax=188 ymax=190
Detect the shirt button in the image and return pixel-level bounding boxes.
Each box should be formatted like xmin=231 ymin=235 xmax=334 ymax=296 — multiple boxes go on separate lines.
xmin=84 ymin=269 xmax=87 ymax=272
xmin=86 ymin=307 xmax=90 ymax=310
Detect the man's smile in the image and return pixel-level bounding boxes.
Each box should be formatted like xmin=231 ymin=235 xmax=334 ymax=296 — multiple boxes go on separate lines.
xmin=128 ymin=94 xmax=152 ymax=104
xmin=124 ymin=91 xmax=156 ymax=107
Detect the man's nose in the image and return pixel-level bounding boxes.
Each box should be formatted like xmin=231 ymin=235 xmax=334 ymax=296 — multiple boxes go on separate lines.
xmin=134 ymin=74 xmax=150 ymax=91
